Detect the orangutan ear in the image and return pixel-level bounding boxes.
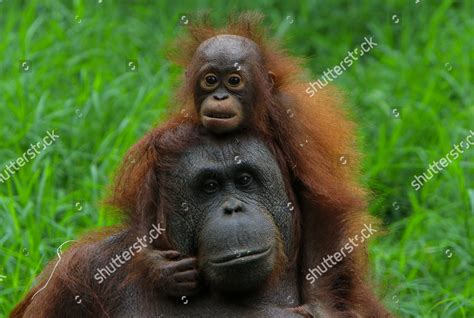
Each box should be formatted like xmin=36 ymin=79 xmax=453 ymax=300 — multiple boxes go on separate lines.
xmin=268 ymin=71 xmax=276 ymax=88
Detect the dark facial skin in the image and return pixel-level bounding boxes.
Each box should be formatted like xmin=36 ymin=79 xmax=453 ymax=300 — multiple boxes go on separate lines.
xmin=165 ymin=134 xmax=294 ymax=293
xmin=193 ymin=35 xmax=273 ymax=134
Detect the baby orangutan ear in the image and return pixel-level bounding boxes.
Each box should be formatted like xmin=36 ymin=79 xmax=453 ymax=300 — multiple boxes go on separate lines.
xmin=268 ymin=71 xmax=276 ymax=88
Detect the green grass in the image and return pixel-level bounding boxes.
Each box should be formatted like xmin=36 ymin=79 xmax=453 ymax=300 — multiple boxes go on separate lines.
xmin=0 ymin=0 xmax=472 ymax=317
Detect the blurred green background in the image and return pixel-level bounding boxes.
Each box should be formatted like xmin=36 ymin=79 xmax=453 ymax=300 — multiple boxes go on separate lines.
xmin=0 ymin=0 xmax=473 ymax=317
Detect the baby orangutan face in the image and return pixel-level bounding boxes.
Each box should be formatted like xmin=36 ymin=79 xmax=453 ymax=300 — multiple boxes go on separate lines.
xmin=192 ymin=35 xmax=272 ymax=134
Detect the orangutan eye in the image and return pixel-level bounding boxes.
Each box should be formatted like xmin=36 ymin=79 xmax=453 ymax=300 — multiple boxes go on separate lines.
xmin=205 ymin=75 xmax=218 ymax=85
xmin=228 ymin=75 xmax=241 ymax=86
xmin=203 ymin=179 xmax=219 ymax=193
xmin=200 ymin=73 xmax=219 ymax=91
xmin=236 ymin=173 xmax=253 ymax=188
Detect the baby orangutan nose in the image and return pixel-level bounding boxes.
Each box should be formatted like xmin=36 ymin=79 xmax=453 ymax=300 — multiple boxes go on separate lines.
xmin=213 ymin=93 xmax=229 ymax=101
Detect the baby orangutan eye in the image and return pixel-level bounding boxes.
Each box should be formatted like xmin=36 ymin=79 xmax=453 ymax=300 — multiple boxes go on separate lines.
xmin=225 ymin=74 xmax=244 ymax=89
xmin=200 ymin=73 xmax=219 ymax=90
xmin=228 ymin=75 xmax=240 ymax=86
xmin=206 ymin=75 xmax=218 ymax=85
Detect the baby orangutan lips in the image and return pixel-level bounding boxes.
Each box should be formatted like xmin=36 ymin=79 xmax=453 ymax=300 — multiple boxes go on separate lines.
xmin=200 ymin=105 xmax=241 ymax=133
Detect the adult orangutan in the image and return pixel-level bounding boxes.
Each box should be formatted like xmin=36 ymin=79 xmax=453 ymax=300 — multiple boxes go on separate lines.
xmin=12 ymin=130 xmax=305 ymax=317
xmin=12 ymin=12 xmax=390 ymax=318
xmin=132 ymin=13 xmax=390 ymax=317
